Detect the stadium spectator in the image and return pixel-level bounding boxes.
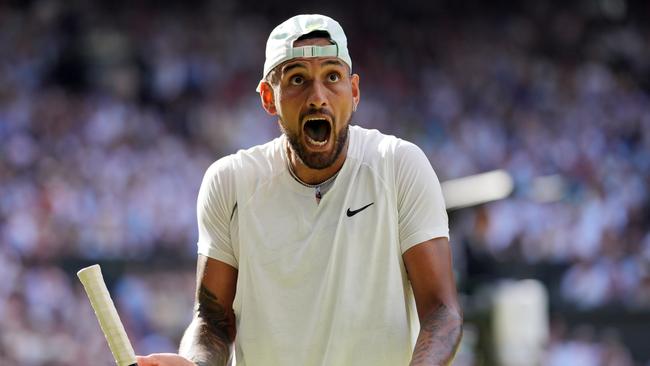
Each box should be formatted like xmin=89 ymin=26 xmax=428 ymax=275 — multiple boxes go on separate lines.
xmin=1 ymin=0 xmax=649 ymax=364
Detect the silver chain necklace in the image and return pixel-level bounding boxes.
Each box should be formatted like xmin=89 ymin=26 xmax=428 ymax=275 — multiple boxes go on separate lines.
xmin=285 ymin=146 xmax=339 ymax=203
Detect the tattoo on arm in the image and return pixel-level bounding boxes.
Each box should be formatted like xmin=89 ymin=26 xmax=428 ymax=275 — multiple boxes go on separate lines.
xmin=410 ymin=303 xmax=463 ymax=366
xmin=180 ymin=285 xmax=235 ymax=366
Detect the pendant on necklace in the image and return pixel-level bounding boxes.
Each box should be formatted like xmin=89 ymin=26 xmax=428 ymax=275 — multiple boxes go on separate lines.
xmin=315 ymin=186 xmax=322 ymax=204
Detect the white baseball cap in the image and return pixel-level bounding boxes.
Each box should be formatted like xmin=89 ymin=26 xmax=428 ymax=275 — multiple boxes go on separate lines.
xmin=256 ymin=14 xmax=352 ymax=92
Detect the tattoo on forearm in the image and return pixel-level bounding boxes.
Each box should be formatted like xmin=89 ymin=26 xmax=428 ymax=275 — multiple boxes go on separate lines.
xmin=197 ymin=285 xmax=235 ymax=344
xmin=181 ymin=285 xmax=235 ymax=366
xmin=410 ymin=303 xmax=463 ymax=366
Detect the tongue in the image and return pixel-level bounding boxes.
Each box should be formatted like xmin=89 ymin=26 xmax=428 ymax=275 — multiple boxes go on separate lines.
xmin=304 ymin=121 xmax=329 ymax=142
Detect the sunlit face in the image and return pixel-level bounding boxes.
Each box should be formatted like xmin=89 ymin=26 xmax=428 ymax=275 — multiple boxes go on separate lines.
xmin=263 ymin=38 xmax=360 ymax=170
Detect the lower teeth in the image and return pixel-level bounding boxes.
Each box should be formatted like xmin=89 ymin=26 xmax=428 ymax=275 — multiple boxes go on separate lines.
xmin=306 ymin=135 xmax=327 ymax=146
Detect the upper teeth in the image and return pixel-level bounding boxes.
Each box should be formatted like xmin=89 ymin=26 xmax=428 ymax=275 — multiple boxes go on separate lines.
xmin=305 ymin=117 xmax=328 ymax=122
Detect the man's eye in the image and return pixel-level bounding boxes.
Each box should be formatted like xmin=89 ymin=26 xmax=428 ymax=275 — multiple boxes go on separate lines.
xmin=327 ymin=73 xmax=340 ymax=82
xmin=290 ymin=75 xmax=304 ymax=85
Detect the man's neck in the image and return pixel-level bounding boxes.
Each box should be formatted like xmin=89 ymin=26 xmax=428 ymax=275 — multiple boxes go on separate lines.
xmin=287 ymin=137 xmax=349 ymax=186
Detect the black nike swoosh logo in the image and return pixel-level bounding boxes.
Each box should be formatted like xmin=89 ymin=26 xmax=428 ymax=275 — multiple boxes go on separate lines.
xmin=346 ymin=202 xmax=374 ymax=217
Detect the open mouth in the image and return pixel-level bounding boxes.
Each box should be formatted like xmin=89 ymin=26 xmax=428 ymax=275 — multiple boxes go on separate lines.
xmin=303 ymin=118 xmax=332 ymax=147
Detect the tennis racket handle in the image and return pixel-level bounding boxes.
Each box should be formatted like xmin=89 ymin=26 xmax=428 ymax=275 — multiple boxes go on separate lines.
xmin=77 ymin=264 xmax=138 ymax=366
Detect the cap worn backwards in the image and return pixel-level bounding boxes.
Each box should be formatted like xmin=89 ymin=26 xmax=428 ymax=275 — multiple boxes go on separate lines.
xmin=256 ymin=14 xmax=352 ymax=92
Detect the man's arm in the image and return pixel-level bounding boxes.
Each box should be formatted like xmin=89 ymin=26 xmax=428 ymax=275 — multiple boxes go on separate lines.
xmin=179 ymin=254 xmax=238 ymax=366
xmin=404 ymin=237 xmax=463 ymax=366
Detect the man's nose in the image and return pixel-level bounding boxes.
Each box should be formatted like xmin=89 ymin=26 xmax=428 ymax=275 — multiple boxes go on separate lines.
xmin=307 ymin=80 xmax=328 ymax=108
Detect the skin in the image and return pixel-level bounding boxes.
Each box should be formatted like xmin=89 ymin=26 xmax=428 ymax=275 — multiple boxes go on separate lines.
xmin=138 ymin=37 xmax=462 ymax=366
xmin=404 ymin=237 xmax=463 ymax=365
xmin=259 ymin=37 xmax=360 ymax=185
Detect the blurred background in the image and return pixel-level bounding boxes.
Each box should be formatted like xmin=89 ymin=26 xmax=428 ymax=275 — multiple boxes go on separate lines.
xmin=1 ymin=0 xmax=649 ymax=364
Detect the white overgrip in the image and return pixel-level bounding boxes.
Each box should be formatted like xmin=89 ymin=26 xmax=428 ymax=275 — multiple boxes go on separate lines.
xmin=77 ymin=264 xmax=137 ymax=366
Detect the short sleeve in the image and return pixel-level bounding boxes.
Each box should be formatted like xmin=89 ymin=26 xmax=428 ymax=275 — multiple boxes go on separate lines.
xmin=196 ymin=157 xmax=238 ymax=268
xmin=395 ymin=140 xmax=449 ymax=253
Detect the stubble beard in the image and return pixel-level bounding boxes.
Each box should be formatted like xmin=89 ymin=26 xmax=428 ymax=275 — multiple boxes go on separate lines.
xmin=280 ymin=118 xmax=350 ymax=170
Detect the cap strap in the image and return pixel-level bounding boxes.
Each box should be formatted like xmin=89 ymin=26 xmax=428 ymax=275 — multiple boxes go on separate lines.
xmin=290 ymin=44 xmax=338 ymax=58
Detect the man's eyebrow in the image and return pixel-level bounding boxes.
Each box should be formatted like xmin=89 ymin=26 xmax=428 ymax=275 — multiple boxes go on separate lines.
xmin=281 ymin=59 xmax=345 ymax=75
xmin=281 ymin=62 xmax=307 ymax=75
xmin=321 ymin=59 xmax=345 ymax=68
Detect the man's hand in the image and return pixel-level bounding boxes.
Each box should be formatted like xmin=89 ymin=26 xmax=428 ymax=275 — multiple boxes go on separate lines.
xmin=137 ymin=353 xmax=196 ymax=366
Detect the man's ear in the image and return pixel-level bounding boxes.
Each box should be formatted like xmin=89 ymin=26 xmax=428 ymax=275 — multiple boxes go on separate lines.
xmin=351 ymin=73 xmax=360 ymax=111
xmin=259 ymin=81 xmax=277 ymax=115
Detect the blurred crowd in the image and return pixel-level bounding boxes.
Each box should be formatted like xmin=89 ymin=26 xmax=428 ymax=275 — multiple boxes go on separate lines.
xmin=544 ymin=321 xmax=635 ymax=366
xmin=1 ymin=0 xmax=649 ymax=364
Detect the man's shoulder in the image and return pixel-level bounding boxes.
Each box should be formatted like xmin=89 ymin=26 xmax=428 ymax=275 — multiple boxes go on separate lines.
xmin=235 ymin=136 xmax=283 ymax=163
xmin=350 ymin=125 xmax=417 ymax=162
xmin=210 ymin=136 xmax=282 ymax=170
xmin=204 ymin=137 xmax=284 ymax=188
xmin=351 ymin=124 xmax=394 ymax=143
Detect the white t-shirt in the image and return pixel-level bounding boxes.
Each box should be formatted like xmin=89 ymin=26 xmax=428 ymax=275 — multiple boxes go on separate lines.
xmin=197 ymin=125 xmax=449 ymax=366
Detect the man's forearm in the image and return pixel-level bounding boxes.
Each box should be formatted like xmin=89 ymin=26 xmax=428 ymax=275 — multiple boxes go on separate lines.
xmin=409 ymin=303 xmax=463 ymax=366
xmin=179 ymin=286 xmax=235 ymax=366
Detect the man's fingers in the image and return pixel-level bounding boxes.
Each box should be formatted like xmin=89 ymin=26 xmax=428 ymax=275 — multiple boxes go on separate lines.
xmin=136 ymin=353 xmax=196 ymax=366
xmin=136 ymin=355 xmax=158 ymax=366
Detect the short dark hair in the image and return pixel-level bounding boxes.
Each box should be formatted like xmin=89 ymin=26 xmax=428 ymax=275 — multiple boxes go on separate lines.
xmin=295 ymin=30 xmax=331 ymax=43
